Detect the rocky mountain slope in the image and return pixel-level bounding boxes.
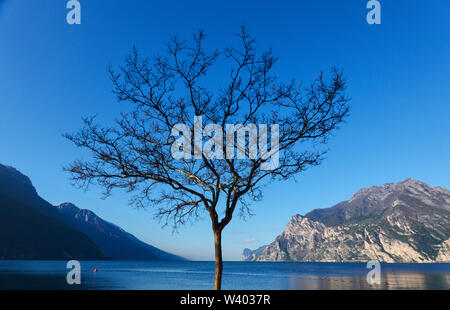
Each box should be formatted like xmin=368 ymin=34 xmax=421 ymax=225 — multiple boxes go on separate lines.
xmin=242 ymin=245 xmax=267 ymax=261
xmin=243 ymin=179 xmax=450 ymax=262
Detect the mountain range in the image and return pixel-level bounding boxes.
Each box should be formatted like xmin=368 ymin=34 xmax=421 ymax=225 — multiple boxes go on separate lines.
xmin=242 ymin=178 xmax=450 ymax=262
xmin=2 ymin=163 xmax=448 ymax=263
xmin=0 ymin=164 xmax=184 ymax=261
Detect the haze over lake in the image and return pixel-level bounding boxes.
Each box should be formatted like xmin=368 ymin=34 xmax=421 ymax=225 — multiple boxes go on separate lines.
xmin=0 ymin=261 xmax=449 ymax=290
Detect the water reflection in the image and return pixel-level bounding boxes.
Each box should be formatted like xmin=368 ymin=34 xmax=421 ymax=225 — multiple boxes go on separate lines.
xmin=289 ymin=272 xmax=450 ymax=290
xmin=0 ymin=261 xmax=449 ymax=290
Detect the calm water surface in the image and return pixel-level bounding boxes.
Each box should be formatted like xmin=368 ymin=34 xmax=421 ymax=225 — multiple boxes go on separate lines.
xmin=0 ymin=261 xmax=449 ymax=290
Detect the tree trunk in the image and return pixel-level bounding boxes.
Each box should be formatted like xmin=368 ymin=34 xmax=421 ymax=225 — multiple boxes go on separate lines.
xmin=213 ymin=229 xmax=223 ymax=290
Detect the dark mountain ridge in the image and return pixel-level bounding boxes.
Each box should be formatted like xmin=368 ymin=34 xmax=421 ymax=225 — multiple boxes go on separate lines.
xmin=0 ymin=164 xmax=107 ymax=259
xmin=0 ymin=164 xmax=184 ymax=261
xmin=56 ymin=202 xmax=185 ymax=261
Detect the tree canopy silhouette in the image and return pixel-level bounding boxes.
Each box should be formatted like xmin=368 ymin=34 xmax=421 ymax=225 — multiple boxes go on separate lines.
xmin=64 ymin=27 xmax=350 ymax=290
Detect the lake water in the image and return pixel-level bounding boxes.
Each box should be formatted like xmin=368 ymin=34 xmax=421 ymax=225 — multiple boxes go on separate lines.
xmin=0 ymin=261 xmax=449 ymax=290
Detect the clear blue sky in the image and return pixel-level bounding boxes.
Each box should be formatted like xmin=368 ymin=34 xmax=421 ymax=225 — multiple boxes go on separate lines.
xmin=0 ymin=0 xmax=449 ymax=261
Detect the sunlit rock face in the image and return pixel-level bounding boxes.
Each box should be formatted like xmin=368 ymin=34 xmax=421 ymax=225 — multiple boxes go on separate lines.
xmin=436 ymin=239 xmax=450 ymax=262
xmin=245 ymin=179 xmax=450 ymax=262
xmin=242 ymin=245 xmax=267 ymax=262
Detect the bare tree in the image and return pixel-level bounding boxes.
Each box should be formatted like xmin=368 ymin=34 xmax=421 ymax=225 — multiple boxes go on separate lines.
xmin=64 ymin=27 xmax=350 ymax=290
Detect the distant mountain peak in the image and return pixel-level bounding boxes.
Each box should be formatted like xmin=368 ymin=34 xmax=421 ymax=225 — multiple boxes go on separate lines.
xmin=56 ymin=202 xmax=80 ymax=213
xmin=349 ymin=178 xmax=439 ymax=202
xmin=55 ymin=202 xmax=185 ymax=261
xmin=402 ymin=177 xmax=420 ymax=183
xmin=242 ymin=245 xmax=267 ymax=262
xmin=57 ymin=202 xmax=122 ymax=229
xmin=395 ymin=177 xmax=429 ymax=188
